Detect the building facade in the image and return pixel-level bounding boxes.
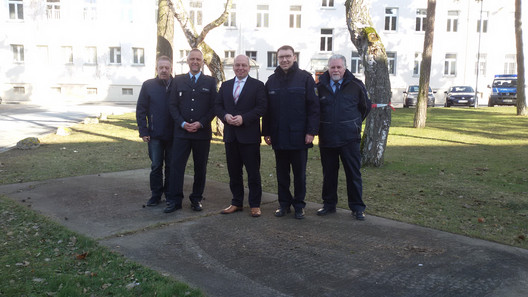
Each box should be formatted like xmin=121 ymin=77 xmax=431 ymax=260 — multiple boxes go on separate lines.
xmin=1 ymin=0 xmax=525 ymax=106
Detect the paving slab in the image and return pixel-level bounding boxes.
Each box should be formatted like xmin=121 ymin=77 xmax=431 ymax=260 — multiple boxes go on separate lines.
xmin=1 ymin=169 xmax=528 ymax=297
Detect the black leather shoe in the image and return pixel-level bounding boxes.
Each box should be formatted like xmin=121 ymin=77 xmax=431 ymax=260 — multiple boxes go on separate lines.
xmin=146 ymin=197 xmax=160 ymax=206
xmin=191 ymin=202 xmax=203 ymax=211
xmin=352 ymin=211 xmax=365 ymax=221
xmin=295 ymin=209 xmax=305 ymax=220
xmin=164 ymin=202 xmax=182 ymax=213
xmin=274 ymin=207 xmax=291 ymax=217
xmin=316 ymin=207 xmax=336 ymax=216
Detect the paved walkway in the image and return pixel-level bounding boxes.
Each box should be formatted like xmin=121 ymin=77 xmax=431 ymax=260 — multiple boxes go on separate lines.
xmin=1 ymin=169 xmax=527 ymax=297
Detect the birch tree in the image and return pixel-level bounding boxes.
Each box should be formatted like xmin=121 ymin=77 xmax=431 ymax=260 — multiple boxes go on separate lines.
xmin=515 ymin=0 xmax=527 ymax=116
xmin=156 ymin=0 xmax=175 ymax=63
xmin=345 ymin=0 xmax=391 ymax=167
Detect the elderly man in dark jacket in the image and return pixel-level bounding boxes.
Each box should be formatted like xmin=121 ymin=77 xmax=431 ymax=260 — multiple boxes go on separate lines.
xmin=166 ymin=49 xmax=217 ymax=214
xmin=262 ymin=45 xmax=320 ymax=219
xmin=136 ymin=56 xmax=174 ymax=207
xmin=315 ymin=54 xmax=371 ymax=220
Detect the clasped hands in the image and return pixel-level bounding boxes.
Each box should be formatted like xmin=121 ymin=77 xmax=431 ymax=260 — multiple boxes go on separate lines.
xmin=183 ymin=121 xmax=202 ymax=132
xmin=225 ymin=114 xmax=243 ymax=127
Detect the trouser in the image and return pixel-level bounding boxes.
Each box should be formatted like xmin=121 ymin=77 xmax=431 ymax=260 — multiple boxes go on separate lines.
xmin=148 ymin=138 xmax=172 ymax=200
xmin=225 ymin=140 xmax=262 ymax=208
xmin=320 ymin=141 xmax=366 ymax=212
xmin=274 ymin=149 xmax=308 ymax=211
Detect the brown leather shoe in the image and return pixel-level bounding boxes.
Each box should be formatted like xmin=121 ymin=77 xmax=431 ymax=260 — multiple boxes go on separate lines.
xmin=220 ymin=205 xmax=243 ymax=214
xmin=250 ymin=207 xmax=261 ymax=217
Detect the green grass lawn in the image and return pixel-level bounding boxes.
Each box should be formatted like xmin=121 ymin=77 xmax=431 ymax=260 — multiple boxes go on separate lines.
xmin=1 ymin=106 xmax=527 ymax=294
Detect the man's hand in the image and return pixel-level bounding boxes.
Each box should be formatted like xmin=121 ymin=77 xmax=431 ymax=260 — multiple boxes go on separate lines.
xmin=305 ymin=134 xmax=314 ymax=144
xmin=141 ymin=136 xmax=150 ymax=142
xmin=184 ymin=122 xmax=200 ymax=133
xmin=225 ymin=114 xmax=243 ymax=126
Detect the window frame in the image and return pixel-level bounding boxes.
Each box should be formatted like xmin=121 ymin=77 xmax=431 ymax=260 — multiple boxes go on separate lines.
xmin=267 ymin=51 xmax=277 ymax=68
xmin=133 ymin=47 xmax=145 ymax=65
xmin=256 ymin=5 xmax=269 ymax=28
xmin=351 ymin=51 xmax=363 ymax=74
xmin=289 ymin=5 xmax=301 ymax=28
xmin=415 ymin=9 xmax=426 ymax=32
xmin=8 ymin=0 xmax=24 ymax=20
xmin=109 ymin=47 xmax=122 ymax=65
xmin=46 ymin=0 xmax=61 ymax=20
xmin=447 ymin=10 xmax=459 ymax=32
xmin=320 ymin=28 xmax=333 ymax=52
xmin=384 ymin=7 xmax=398 ymax=31
xmin=11 ymin=44 xmax=24 ymax=63
xmin=223 ymin=3 xmax=236 ymax=27
xmin=444 ymin=53 xmax=457 ymax=76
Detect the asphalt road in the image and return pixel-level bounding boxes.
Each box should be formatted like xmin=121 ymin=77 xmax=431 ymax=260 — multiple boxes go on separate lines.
xmin=0 ymin=102 xmax=135 ymax=152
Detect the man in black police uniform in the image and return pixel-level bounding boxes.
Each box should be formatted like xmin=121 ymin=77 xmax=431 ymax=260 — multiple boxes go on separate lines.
xmin=315 ymin=54 xmax=371 ymax=220
xmin=262 ymin=45 xmax=320 ymax=219
xmin=165 ymin=49 xmax=216 ymax=213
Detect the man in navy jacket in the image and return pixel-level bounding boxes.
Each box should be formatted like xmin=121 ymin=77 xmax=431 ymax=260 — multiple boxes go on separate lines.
xmin=262 ymin=45 xmax=320 ymax=219
xmin=215 ymin=55 xmax=267 ymax=217
xmin=315 ymin=54 xmax=371 ymax=220
xmin=136 ymin=56 xmax=174 ymax=207
xmin=166 ymin=49 xmax=216 ymax=213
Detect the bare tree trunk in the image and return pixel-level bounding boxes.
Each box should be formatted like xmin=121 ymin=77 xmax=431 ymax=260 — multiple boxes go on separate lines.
xmin=345 ymin=0 xmax=391 ymax=167
xmin=169 ymin=0 xmax=233 ymax=135
xmin=413 ymin=0 xmax=436 ymax=128
xmin=156 ymin=0 xmax=174 ymax=63
xmin=515 ymin=0 xmax=528 ymax=116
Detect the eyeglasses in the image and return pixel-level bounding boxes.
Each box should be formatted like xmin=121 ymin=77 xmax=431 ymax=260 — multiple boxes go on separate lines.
xmin=278 ymin=55 xmax=293 ymax=60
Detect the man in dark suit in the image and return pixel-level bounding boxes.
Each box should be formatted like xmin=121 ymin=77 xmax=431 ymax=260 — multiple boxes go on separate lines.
xmin=165 ymin=48 xmax=217 ymax=213
xmin=215 ymin=55 xmax=267 ymax=217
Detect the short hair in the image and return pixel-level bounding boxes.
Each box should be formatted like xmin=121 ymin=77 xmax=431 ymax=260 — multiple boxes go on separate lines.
xmin=277 ymin=45 xmax=295 ymax=55
xmin=157 ymin=55 xmax=172 ymax=65
xmin=188 ymin=48 xmax=203 ymax=59
xmin=328 ymin=54 xmax=347 ymax=68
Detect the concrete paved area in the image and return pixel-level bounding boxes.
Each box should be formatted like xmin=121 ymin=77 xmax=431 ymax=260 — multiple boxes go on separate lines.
xmin=1 ymin=169 xmax=527 ymax=297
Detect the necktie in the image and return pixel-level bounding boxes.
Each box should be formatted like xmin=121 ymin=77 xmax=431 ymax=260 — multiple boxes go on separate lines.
xmin=233 ymin=80 xmax=241 ymax=104
xmin=191 ymin=75 xmax=196 ymax=84
xmin=334 ymin=82 xmax=340 ymax=93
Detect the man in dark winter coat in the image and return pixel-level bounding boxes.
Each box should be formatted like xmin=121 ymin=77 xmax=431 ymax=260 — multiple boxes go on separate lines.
xmin=136 ymin=56 xmax=174 ymax=207
xmin=166 ymin=49 xmax=216 ymax=214
xmin=315 ymin=54 xmax=371 ymax=220
xmin=262 ymin=45 xmax=320 ymax=219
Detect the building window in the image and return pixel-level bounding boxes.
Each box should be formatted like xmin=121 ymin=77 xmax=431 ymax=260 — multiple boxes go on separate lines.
xmin=475 ymin=53 xmax=487 ymax=76
xmin=85 ymin=46 xmax=97 ymax=64
xmin=246 ymin=51 xmax=257 ymax=61
xmin=11 ymin=44 xmax=24 ymax=63
xmin=320 ymin=29 xmax=333 ymax=52
xmin=387 ymin=52 xmax=396 ymax=75
xmin=189 ymin=1 xmax=202 ymax=26
xmin=224 ymin=50 xmax=235 ymax=58
xmin=256 ymin=5 xmax=269 ymax=28
xmin=133 ymin=48 xmax=145 ymax=65
xmin=109 ymin=47 xmax=121 ymax=64
xmin=86 ymin=88 xmax=97 ymax=95
xmin=267 ymin=51 xmax=277 ymax=68
xmin=223 ymin=3 xmax=236 ymax=27
xmin=477 ymin=11 xmax=488 ymax=33
xmin=321 ymin=0 xmax=334 ymax=8
xmin=444 ymin=53 xmax=457 ymax=76
xmin=413 ymin=52 xmax=422 ymax=76
xmin=83 ymin=0 xmax=97 ymax=21
xmin=180 ymin=49 xmax=191 ymax=59
xmin=36 ymin=46 xmax=49 ymax=64
xmin=14 ymin=86 xmax=25 ymax=94
xmin=62 ymin=46 xmax=73 ymax=64
xmin=351 ymin=52 xmax=363 ymax=74
xmin=289 ymin=5 xmax=301 ymax=28
xmin=415 ymin=9 xmax=426 ymax=32
xmin=447 ymin=11 xmax=459 ymax=32
xmin=122 ymin=88 xmax=133 ymax=95
xmin=384 ymin=8 xmax=398 ymax=31
xmin=9 ymin=0 xmax=24 ymax=20
xmin=46 ymin=0 xmax=61 ymax=20
xmin=504 ymin=54 xmax=516 ymax=74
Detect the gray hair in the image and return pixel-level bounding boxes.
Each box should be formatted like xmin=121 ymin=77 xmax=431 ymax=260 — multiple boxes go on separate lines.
xmin=328 ymin=54 xmax=347 ymax=68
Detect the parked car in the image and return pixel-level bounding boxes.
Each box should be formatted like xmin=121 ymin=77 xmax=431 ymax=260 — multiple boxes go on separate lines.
xmin=403 ymin=85 xmax=435 ymax=108
xmin=488 ymin=74 xmax=517 ymax=107
xmin=444 ymin=86 xmax=476 ymax=107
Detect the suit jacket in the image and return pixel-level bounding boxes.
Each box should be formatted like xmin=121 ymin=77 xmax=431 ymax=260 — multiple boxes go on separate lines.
xmin=169 ymin=73 xmax=217 ymax=140
xmin=215 ymin=76 xmax=267 ymax=144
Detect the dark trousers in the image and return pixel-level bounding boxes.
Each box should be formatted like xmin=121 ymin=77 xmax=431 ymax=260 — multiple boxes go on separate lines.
xmin=148 ymin=138 xmax=172 ymax=200
xmin=320 ymin=141 xmax=366 ymax=212
xmin=225 ymin=141 xmax=262 ymax=208
xmin=169 ymin=137 xmax=210 ymax=205
xmin=274 ymin=149 xmax=308 ymax=211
